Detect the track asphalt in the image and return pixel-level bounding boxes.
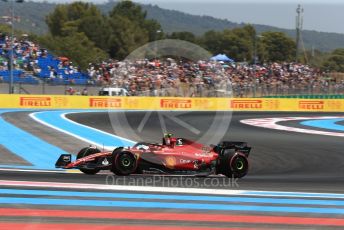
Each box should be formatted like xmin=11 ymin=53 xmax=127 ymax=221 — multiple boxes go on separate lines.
xmin=0 ymin=110 xmax=343 ymax=229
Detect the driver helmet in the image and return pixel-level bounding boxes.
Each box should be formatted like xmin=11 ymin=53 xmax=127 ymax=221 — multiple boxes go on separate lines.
xmin=163 ymin=133 xmax=173 ymax=146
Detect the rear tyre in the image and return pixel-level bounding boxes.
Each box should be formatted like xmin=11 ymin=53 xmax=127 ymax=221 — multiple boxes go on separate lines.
xmin=217 ymin=149 xmax=248 ymax=178
xmin=230 ymin=154 xmax=249 ymax=178
xmin=112 ymin=150 xmax=137 ymax=176
xmin=76 ymin=147 xmax=101 ymax=175
xmin=217 ymin=148 xmax=234 ymax=178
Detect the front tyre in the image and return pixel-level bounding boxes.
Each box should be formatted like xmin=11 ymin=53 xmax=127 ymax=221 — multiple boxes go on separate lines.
xmin=76 ymin=147 xmax=101 ymax=175
xmin=112 ymin=150 xmax=137 ymax=176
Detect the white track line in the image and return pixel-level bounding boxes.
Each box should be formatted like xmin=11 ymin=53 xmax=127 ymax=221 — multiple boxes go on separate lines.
xmin=241 ymin=116 xmax=344 ymax=137
xmin=29 ymin=111 xmax=106 ymax=149
xmin=0 ymin=168 xmax=64 ymax=173
xmin=29 ymin=110 xmax=135 ymax=150
xmin=60 ymin=112 xmax=135 ymax=144
xmin=1 ymin=179 xmax=344 ymax=198
xmin=0 ymin=179 xmax=244 ymax=195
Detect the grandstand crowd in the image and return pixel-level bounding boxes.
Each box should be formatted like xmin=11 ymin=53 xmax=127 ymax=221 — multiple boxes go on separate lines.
xmin=1 ymin=32 xmax=344 ymax=97
xmin=0 ymin=32 xmax=89 ymax=87
xmin=88 ymin=60 xmax=344 ymax=97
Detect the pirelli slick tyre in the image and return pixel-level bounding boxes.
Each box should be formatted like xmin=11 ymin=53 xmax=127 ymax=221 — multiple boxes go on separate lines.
xmin=229 ymin=153 xmax=249 ymax=178
xmin=76 ymin=147 xmax=101 ymax=175
xmin=112 ymin=149 xmax=137 ymax=176
xmin=217 ymin=149 xmax=249 ymax=178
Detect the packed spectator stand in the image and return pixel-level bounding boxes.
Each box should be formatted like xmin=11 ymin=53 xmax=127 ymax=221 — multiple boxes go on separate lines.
xmin=87 ymin=59 xmax=344 ymax=97
xmin=1 ymin=32 xmax=343 ymax=97
xmin=0 ymin=32 xmax=90 ymax=87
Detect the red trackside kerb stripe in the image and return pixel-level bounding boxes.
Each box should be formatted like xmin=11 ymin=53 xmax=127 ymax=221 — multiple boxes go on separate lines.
xmin=0 ymin=208 xmax=344 ymax=226
xmin=0 ymin=223 xmax=253 ymax=230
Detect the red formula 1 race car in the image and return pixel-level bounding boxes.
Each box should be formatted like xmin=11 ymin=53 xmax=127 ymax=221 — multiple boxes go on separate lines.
xmin=55 ymin=134 xmax=251 ymax=178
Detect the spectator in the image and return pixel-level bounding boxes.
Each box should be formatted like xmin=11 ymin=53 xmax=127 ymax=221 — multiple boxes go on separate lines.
xmin=81 ymin=88 xmax=88 ymax=96
xmin=66 ymin=87 xmax=76 ymax=95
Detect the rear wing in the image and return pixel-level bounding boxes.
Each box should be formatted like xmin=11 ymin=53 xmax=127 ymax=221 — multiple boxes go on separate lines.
xmin=55 ymin=154 xmax=72 ymax=168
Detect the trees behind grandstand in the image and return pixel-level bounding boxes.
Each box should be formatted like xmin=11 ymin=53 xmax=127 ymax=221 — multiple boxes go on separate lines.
xmin=322 ymin=49 xmax=344 ymax=72
xmin=260 ymin=32 xmax=296 ymax=62
xmin=199 ymin=25 xmax=256 ymax=62
xmin=198 ymin=26 xmax=296 ymax=63
xmin=44 ymin=1 xmax=163 ymax=66
xmin=41 ymin=2 xmax=109 ymax=69
xmin=41 ymin=1 xmax=296 ymax=69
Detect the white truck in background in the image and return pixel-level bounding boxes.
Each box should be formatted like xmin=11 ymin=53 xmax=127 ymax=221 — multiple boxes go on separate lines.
xmin=98 ymin=87 xmax=129 ymax=96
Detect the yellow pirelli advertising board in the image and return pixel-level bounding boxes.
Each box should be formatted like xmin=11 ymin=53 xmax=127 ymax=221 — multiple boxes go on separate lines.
xmin=0 ymin=94 xmax=343 ymax=112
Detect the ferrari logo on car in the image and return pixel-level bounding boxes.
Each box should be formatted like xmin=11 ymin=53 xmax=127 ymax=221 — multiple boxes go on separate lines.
xmin=164 ymin=156 xmax=176 ymax=169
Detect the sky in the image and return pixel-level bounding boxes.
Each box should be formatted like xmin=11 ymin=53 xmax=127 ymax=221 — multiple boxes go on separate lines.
xmin=31 ymin=0 xmax=344 ymax=34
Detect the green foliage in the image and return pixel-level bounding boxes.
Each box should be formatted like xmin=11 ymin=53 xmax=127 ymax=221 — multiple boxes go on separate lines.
xmin=144 ymin=19 xmax=164 ymax=41
xmin=78 ymin=15 xmax=111 ymax=51
xmin=1 ymin=1 xmax=344 ymax=52
xmin=168 ymin=31 xmax=196 ymax=43
xmin=109 ymin=1 xmax=163 ymax=42
xmin=299 ymin=49 xmax=328 ymax=68
xmin=0 ymin=24 xmax=11 ymax=34
xmin=109 ymin=1 xmax=147 ymax=23
xmin=45 ymin=1 xmax=111 ymax=53
xmin=107 ymin=15 xmax=149 ymax=59
xmin=45 ymin=4 xmax=68 ymax=36
xmin=43 ymin=2 xmax=110 ymax=68
xmin=139 ymin=3 xmax=344 ymax=52
xmin=332 ymin=49 xmax=344 ymax=56
xmin=200 ymin=30 xmax=222 ymax=54
xmin=106 ymin=1 xmax=162 ymax=58
xmin=261 ymin=32 xmax=296 ymax=62
xmin=44 ymin=1 xmax=163 ymax=60
xmin=38 ymin=33 xmax=108 ymax=70
xmin=3 ymin=0 xmax=341 ymax=70
xmin=200 ymin=25 xmax=255 ymax=62
xmin=322 ymin=49 xmax=344 ymax=72
xmin=46 ymin=2 xmax=103 ymax=36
